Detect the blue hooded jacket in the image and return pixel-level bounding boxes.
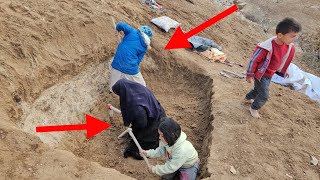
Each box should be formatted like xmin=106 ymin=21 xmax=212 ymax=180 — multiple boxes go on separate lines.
xmin=111 ymin=22 xmax=148 ymax=75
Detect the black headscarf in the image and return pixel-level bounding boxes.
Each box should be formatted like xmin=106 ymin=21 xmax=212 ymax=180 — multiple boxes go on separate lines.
xmin=112 ymin=79 xmax=161 ymax=126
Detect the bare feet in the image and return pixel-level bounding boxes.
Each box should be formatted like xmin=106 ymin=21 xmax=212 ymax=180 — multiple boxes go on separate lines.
xmin=245 ymin=98 xmax=254 ymax=104
xmin=249 ymin=107 xmax=260 ymax=118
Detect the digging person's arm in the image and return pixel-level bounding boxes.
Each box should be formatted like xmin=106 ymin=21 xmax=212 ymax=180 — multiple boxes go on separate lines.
xmin=116 ymin=22 xmax=135 ymax=36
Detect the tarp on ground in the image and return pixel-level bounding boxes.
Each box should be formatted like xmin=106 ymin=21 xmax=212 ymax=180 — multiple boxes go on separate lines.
xmin=272 ymin=63 xmax=320 ymax=103
xmin=188 ymin=36 xmax=222 ymax=52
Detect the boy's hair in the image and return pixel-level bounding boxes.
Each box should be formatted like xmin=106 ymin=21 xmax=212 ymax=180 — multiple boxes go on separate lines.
xmin=276 ymin=17 xmax=302 ymax=35
xmin=158 ymin=117 xmax=181 ymax=147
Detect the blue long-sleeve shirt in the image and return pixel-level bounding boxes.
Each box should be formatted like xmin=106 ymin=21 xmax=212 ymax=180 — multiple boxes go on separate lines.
xmin=111 ymin=22 xmax=147 ymax=75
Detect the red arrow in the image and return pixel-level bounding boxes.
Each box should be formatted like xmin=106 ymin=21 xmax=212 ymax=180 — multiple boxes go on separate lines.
xmin=36 ymin=114 xmax=111 ymax=139
xmin=165 ymin=4 xmax=238 ymax=50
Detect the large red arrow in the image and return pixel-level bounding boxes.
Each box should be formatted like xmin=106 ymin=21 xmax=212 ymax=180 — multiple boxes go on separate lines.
xmin=36 ymin=114 xmax=111 ymax=139
xmin=165 ymin=4 xmax=238 ymax=50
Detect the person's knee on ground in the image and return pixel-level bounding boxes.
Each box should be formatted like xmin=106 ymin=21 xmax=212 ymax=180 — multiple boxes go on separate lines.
xmin=179 ymin=160 xmax=200 ymax=180
xmin=161 ymin=172 xmax=179 ymax=180
xmin=124 ymin=134 xmax=158 ymax=159
xmin=123 ymin=144 xmax=143 ymax=160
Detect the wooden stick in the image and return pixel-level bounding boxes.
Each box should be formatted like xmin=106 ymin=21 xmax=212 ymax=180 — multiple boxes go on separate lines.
xmin=107 ymin=104 xmax=121 ymax=114
xmin=225 ymin=59 xmax=244 ymax=67
xmin=118 ymin=128 xmax=151 ymax=168
xmin=111 ymin=16 xmax=121 ymax=42
xmin=222 ymin=69 xmax=245 ymax=79
xmin=218 ymin=61 xmax=233 ymax=67
xmin=118 ymin=128 xmax=130 ymax=139
xmin=220 ymin=71 xmax=231 ymax=78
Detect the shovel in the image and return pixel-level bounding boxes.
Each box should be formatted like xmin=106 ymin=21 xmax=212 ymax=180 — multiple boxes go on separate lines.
xmin=118 ymin=128 xmax=151 ymax=168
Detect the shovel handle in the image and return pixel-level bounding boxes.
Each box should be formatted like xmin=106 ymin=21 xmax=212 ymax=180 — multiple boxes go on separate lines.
xmin=107 ymin=104 xmax=121 ymax=114
xmin=111 ymin=16 xmax=121 ymax=42
xmin=118 ymin=128 xmax=151 ymax=168
xmin=128 ymin=129 xmax=151 ymax=168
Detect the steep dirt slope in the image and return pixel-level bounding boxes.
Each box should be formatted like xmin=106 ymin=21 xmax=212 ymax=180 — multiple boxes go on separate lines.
xmin=0 ymin=0 xmax=319 ymax=179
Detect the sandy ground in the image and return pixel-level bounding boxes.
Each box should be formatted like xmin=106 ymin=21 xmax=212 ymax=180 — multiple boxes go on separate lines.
xmin=0 ymin=0 xmax=319 ymax=179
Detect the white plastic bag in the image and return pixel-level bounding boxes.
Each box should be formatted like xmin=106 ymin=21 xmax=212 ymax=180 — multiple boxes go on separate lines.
xmin=272 ymin=63 xmax=320 ymax=103
xmin=151 ymin=16 xmax=180 ymax=32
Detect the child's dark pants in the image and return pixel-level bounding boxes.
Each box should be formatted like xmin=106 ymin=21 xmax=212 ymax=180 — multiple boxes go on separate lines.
xmin=245 ymin=77 xmax=271 ymax=110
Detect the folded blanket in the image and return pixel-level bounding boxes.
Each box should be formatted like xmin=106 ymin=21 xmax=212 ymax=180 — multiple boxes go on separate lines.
xmin=200 ymin=48 xmax=226 ymax=62
xmin=188 ymin=36 xmax=222 ymax=52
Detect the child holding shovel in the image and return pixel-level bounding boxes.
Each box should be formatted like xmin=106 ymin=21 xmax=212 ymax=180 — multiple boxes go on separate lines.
xmin=140 ymin=117 xmax=200 ymax=180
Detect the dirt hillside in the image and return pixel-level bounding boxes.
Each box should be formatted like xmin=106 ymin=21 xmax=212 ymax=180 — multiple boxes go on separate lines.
xmin=0 ymin=0 xmax=319 ymax=179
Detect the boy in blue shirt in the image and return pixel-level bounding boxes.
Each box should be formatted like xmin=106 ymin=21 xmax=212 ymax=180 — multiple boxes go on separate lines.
xmin=109 ymin=22 xmax=153 ymax=92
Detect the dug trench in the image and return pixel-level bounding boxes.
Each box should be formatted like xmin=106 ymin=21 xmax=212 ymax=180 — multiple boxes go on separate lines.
xmin=20 ymin=52 xmax=214 ymax=179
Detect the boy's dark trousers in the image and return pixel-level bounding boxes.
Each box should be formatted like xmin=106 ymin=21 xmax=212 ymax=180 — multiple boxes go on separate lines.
xmin=245 ymin=77 xmax=271 ymax=110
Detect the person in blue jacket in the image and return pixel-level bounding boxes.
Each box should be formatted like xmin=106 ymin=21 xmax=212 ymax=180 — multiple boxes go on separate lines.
xmin=109 ymin=22 xmax=153 ymax=93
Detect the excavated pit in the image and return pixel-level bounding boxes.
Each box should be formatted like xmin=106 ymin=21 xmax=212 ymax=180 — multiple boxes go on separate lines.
xmin=20 ymin=54 xmax=214 ymax=179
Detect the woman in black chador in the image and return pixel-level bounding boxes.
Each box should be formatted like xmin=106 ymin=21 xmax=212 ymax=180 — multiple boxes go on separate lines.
xmin=112 ymin=79 xmax=166 ymax=160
